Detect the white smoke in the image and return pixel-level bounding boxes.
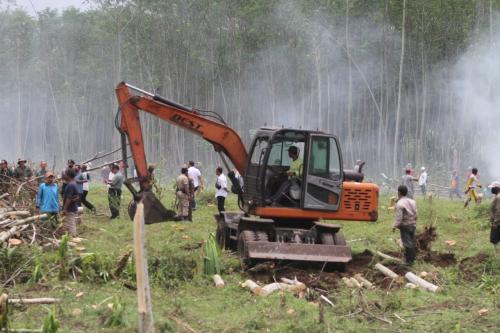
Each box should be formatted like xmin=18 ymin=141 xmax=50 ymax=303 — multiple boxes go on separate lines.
xmin=451 ymin=17 xmax=500 ymax=181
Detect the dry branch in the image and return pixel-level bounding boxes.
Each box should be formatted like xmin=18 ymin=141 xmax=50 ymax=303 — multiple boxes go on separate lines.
xmin=8 ymin=298 xmax=61 ymax=305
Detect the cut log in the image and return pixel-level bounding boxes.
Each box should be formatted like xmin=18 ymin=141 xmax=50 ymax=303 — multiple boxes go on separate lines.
xmin=375 ymin=251 xmax=402 ymax=263
xmin=8 ymin=298 xmax=61 ymax=304
xmin=354 ymin=274 xmax=374 ymax=289
xmin=242 ymin=280 xmax=262 ymax=294
xmin=260 ymin=282 xmax=305 ymax=296
xmin=404 ymin=272 xmax=440 ymax=292
xmin=8 ymin=214 xmax=48 ymax=228
xmin=374 ymin=263 xmax=399 ymax=279
xmin=342 ymin=277 xmax=354 ymax=288
xmin=349 ymin=277 xmax=362 ymax=289
xmin=0 ymin=210 xmax=30 ymax=220
xmin=0 ymin=226 xmax=18 ymax=243
xmin=213 ymin=274 xmax=225 ymax=288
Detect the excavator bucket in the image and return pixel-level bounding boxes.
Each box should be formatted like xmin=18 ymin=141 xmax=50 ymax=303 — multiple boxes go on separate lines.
xmin=128 ymin=191 xmax=177 ymax=224
xmin=246 ymin=242 xmax=352 ymax=263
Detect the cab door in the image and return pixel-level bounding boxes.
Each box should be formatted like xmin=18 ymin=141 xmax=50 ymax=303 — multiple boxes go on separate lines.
xmin=303 ymin=135 xmax=343 ymax=211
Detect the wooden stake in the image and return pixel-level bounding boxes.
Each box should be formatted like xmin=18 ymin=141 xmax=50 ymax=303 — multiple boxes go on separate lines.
xmin=133 ymin=202 xmax=154 ymax=333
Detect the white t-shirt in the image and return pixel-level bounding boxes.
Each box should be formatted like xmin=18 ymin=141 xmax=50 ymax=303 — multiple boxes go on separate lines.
xmin=418 ymin=171 xmax=427 ymax=186
xmin=188 ymin=166 xmax=202 ymax=188
xmin=107 ymin=171 xmax=115 ymax=188
xmin=215 ymin=174 xmax=228 ymax=198
xmin=82 ymin=172 xmax=90 ymax=191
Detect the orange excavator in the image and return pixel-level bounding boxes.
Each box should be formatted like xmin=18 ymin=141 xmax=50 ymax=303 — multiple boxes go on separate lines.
xmin=115 ymin=82 xmax=379 ymax=266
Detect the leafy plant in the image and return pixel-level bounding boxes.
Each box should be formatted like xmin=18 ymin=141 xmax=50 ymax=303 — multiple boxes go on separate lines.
xmin=58 ymin=234 xmax=70 ymax=280
xmin=42 ymin=309 xmax=59 ymax=333
xmin=103 ymin=297 xmax=126 ymax=328
xmin=29 ymin=259 xmax=43 ymax=283
xmin=203 ymin=233 xmax=221 ymax=276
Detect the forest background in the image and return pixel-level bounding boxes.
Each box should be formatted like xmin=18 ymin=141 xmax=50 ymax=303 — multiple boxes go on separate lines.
xmin=0 ymin=0 xmax=499 ymax=183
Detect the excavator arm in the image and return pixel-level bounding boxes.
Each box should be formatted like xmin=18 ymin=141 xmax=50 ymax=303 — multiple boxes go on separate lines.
xmin=115 ymin=82 xmax=248 ymax=223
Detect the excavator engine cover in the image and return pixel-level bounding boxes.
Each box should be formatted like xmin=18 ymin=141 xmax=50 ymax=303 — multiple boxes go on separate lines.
xmin=128 ymin=191 xmax=176 ymax=224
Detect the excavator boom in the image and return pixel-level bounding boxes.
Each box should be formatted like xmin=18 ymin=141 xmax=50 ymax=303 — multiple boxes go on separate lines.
xmin=115 ymin=82 xmax=248 ymax=224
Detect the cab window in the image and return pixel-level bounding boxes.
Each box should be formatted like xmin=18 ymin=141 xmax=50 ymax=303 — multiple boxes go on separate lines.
xmin=308 ymin=137 xmax=341 ymax=180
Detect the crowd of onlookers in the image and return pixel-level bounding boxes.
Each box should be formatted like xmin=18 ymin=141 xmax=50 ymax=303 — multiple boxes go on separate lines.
xmin=0 ymin=157 xmax=235 ymax=235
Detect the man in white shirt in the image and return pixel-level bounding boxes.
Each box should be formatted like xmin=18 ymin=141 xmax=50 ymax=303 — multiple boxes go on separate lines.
xmin=188 ymin=161 xmax=204 ymax=210
xmin=215 ymin=166 xmax=228 ymax=217
xmin=418 ymin=167 xmax=428 ymax=197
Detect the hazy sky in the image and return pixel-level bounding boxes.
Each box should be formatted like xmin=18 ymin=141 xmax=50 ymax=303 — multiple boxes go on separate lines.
xmin=2 ymin=0 xmax=93 ymax=14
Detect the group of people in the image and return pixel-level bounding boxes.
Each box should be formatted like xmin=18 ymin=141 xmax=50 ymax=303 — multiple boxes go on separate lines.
xmin=395 ymin=164 xmax=500 ymax=265
xmin=401 ymin=165 xmax=428 ymax=199
xmin=175 ymin=161 xmax=231 ymax=221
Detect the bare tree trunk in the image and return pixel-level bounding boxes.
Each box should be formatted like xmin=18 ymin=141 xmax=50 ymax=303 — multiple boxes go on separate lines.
xmin=393 ymin=0 xmax=406 ymax=178
xmin=346 ymin=0 xmax=354 ymax=165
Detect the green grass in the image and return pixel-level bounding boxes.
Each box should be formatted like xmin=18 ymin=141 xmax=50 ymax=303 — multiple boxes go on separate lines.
xmin=4 ymin=186 xmax=499 ymax=332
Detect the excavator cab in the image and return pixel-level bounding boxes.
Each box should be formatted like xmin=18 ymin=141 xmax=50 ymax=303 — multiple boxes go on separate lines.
xmin=244 ymin=128 xmax=344 ymax=212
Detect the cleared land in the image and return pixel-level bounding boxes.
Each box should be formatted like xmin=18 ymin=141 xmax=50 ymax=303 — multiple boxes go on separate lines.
xmin=4 ymin=186 xmax=499 ymax=332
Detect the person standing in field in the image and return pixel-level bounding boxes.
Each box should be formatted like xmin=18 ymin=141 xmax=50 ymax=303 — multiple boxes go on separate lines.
xmin=14 ymin=159 xmax=33 ymax=180
xmin=488 ymin=181 xmax=500 ymax=252
xmin=393 ymin=185 xmax=418 ymax=266
xmin=61 ymin=159 xmax=75 ymax=198
xmin=401 ymin=169 xmax=416 ymax=199
xmin=106 ymin=164 xmax=124 ymax=219
xmin=418 ymin=167 xmax=428 ymax=197
xmin=449 ymin=170 xmax=462 ymax=199
xmin=62 ymin=168 xmax=79 ymax=237
xmin=36 ymin=172 xmax=59 ymax=226
xmin=464 ymin=167 xmax=482 ymax=208
xmin=215 ymin=166 xmax=228 ymax=217
xmin=187 ymin=160 xmax=203 ymax=211
xmin=0 ymin=160 xmax=13 ymax=193
xmin=35 ymin=161 xmax=48 ymax=185
xmin=80 ymin=164 xmax=96 ymax=213
xmin=175 ymin=165 xmax=190 ymax=221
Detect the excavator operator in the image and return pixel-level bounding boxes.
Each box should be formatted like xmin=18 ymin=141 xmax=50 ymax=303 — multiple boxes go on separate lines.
xmin=268 ymin=146 xmax=303 ymax=205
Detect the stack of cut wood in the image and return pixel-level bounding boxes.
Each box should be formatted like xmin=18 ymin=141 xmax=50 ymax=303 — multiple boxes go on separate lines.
xmin=0 ymin=209 xmax=49 ymax=247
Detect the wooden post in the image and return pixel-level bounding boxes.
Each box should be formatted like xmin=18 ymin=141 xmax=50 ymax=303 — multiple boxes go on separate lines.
xmin=133 ymin=202 xmax=154 ymax=333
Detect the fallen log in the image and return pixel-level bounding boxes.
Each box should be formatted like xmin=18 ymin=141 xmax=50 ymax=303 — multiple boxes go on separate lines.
xmin=374 ymin=263 xmax=399 ymax=279
xmin=353 ymin=274 xmax=374 ymax=289
xmin=8 ymin=214 xmax=48 ymax=228
xmin=404 ymin=272 xmax=440 ymax=292
xmin=213 ymin=274 xmax=225 ymax=288
xmin=242 ymin=279 xmax=305 ymax=296
xmin=375 ymin=251 xmax=402 ymax=263
xmin=349 ymin=277 xmax=362 ymax=289
xmin=342 ymin=277 xmax=354 ymax=288
xmin=0 ymin=210 xmax=30 ymax=220
xmin=242 ymin=280 xmax=262 ymax=294
xmin=0 ymin=226 xmax=18 ymax=243
xmin=8 ymin=298 xmax=61 ymax=305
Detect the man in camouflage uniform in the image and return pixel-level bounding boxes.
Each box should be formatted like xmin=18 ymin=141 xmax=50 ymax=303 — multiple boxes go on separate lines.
xmin=14 ymin=159 xmax=33 ymax=181
xmin=0 ymin=160 xmax=13 ymax=193
xmin=175 ymin=165 xmax=190 ymax=221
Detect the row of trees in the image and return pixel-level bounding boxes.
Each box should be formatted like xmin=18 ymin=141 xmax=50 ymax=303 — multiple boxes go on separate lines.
xmin=0 ymin=0 xmax=498 ymax=181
